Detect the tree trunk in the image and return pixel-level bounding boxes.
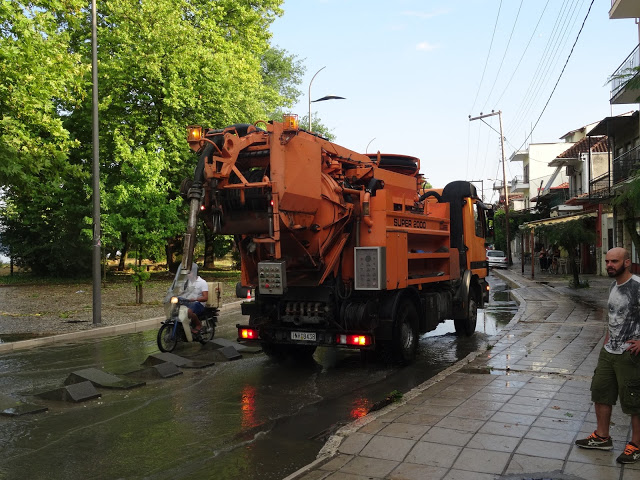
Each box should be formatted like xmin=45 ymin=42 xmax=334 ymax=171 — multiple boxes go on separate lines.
xmin=165 ymin=236 xmax=182 ymax=273
xmin=569 ymin=250 xmax=580 ymax=287
xmin=137 ymin=253 xmax=143 ymax=304
xmin=204 ymin=228 xmax=215 ymax=269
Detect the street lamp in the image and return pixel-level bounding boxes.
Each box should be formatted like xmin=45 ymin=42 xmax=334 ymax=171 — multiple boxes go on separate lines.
xmin=308 ymin=66 xmax=345 ymax=131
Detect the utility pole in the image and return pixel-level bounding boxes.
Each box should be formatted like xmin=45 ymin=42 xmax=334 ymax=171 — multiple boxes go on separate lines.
xmin=469 ymin=111 xmax=511 ymax=265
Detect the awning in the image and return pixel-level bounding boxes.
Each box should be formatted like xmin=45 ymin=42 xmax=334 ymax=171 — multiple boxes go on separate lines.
xmin=519 ymin=212 xmax=596 ymax=229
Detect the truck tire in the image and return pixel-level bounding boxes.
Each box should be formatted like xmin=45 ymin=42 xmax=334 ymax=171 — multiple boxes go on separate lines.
xmin=392 ymin=300 xmax=419 ymax=364
xmin=454 ymin=296 xmax=477 ymax=336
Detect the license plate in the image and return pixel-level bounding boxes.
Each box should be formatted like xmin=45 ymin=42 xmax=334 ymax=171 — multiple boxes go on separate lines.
xmin=291 ymin=331 xmax=316 ymax=342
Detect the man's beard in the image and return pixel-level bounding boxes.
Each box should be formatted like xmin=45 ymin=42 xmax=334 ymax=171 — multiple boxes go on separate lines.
xmin=608 ymin=264 xmax=627 ymax=278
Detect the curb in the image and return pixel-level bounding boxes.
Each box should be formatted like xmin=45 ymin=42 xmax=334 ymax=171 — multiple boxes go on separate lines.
xmin=0 ymin=300 xmax=244 ymax=354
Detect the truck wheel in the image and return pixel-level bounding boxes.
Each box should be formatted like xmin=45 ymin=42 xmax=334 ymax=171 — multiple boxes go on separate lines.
xmin=454 ymin=296 xmax=477 ymax=336
xmin=392 ymin=301 xmax=419 ymax=365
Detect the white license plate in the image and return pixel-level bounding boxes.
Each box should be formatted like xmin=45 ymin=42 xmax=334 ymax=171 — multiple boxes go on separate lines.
xmin=291 ymin=331 xmax=316 ymax=341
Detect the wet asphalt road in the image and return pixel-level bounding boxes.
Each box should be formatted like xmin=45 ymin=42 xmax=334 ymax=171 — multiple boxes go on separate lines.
xmin=0 ymin=274 xmax=516 ymax=480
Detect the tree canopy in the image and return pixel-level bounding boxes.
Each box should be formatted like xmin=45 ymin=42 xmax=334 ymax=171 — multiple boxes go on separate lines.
xmin=0 ymin=0 xmax=304 ymax=275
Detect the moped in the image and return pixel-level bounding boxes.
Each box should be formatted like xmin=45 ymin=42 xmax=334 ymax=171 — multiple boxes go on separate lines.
xmin=157 ymin=296 xmax=218 ymax=352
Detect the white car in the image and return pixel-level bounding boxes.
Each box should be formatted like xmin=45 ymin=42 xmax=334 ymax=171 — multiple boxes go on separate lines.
xmin=486 ymin=250 xmax=508 ymax=269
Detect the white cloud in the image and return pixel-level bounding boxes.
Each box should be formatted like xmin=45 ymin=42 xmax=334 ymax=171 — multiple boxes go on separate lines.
xmin=416 ymin=42 xmax=438 ymax=52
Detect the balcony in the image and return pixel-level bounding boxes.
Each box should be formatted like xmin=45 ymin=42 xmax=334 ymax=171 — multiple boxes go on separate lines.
xmin=611 ymin=44 xmax=640 ymax=104
xmin=610 ymin=0 xmax=640 ymax=19
xmin=510 ymin=175 xmax=529 ymax=193
xmin=590 ymin=172 xmax=612 ymax=199
xmin=613 ymin=145 xmax=640 ymax=185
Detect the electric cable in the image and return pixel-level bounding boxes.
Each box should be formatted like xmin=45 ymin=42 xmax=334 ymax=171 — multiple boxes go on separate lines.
xmin=512 ymin=0 xmax=595 ymax=155
xmin=492 ymin=0 xmax=551 ymax=108
xmin=480 ymin=0 xmax=524 ymax=113
xmin=507 ymin=0 xmax=577 ymax=139
xmin=469 ymin=0 xmax=502 ymax=114
xmin=510 ymin=0 xmax=584 ymax=139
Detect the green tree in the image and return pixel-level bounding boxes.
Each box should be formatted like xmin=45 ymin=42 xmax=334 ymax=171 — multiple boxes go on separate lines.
xmin=611 ymin=177 xmax=640 ymax=260
xmin=1 ymin=0 xmax=304 ymax=276
xmin=528 ymin=219 xmax=595 ymax=287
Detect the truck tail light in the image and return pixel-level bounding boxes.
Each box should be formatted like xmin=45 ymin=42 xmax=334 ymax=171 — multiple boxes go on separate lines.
xmin=239 ymin=328 xmax=258 ymax=340
xmin=485 ymin=284 xmax=490 ymax=293
xmin=336 ymin=334 xmax=372 ymax=346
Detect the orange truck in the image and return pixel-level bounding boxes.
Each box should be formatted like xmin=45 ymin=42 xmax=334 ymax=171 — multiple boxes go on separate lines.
xmin=180 ymin=116 xmax=492 ymax=363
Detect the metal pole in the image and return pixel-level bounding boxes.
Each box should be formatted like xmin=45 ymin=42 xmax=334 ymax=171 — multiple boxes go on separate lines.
xmin=308 ymin=66 xmax=325 ymax=131
xmin=498 ymin=111 xmax=512 ymax=266
xmin=91 ymin=0 xmax=101 ymax=325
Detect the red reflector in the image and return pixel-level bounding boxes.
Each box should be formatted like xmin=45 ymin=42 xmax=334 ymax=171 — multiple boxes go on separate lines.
xmin=240 ymin=328 xmax=257 ymax=339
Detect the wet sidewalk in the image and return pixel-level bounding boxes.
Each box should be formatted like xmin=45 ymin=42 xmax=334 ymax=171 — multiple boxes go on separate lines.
xmin=287 ymin=267 xmax=640 ymax=480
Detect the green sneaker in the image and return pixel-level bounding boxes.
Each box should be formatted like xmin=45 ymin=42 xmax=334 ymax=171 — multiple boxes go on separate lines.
xmin=617 ymin=442 xmax=640 ymax=464
xmin=575 ymin=431 xmax=613 ymax=450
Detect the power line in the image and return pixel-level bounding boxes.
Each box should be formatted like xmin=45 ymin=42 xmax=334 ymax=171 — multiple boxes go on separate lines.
xmin=509 ymin=0 xmax=584 ymax=140
xmin=492 ymin=0 xmax=551 ymax=108
xmin=469 ymin=0 xmax=502 ymax=114
xmin=507 ymin=0 xmax=577 ymax=139
xmin=480 ymin=0 xmax=524 ymax=113
xmin=512 ymin=0 xmax=596 ymax=154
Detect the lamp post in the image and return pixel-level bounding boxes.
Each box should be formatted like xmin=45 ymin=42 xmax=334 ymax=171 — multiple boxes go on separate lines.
xmin=91 ymin=0 xmax=101 ymax=325
xmin=308 ymin=67 xmax=345 ymax=131
xmin=308 ymin=66 xmax=326 ymax=131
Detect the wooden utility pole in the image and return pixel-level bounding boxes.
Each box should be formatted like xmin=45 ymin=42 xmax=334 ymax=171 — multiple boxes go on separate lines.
xmin=469 ymin=111 xmax=511 ymax=265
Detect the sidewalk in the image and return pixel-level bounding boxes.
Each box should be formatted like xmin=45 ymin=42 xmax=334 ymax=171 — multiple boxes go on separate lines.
xmin=287 ymin=267 xmax=640 ymax=480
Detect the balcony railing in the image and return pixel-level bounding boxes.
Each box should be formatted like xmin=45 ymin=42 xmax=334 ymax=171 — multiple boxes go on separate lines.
xmin=611 ymin=44 xmax=640 ymax=100
xmin=613 ymin=145 xmax=640 ymax=184
xmin=590 ymin=172 xmax=612 ymax=199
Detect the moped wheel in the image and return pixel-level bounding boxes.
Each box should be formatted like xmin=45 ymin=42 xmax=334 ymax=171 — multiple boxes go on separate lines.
xmin=199 ymin=318 xmax=215 ymax=344
xmin=157 ymin=323 xmax=178 ymax=352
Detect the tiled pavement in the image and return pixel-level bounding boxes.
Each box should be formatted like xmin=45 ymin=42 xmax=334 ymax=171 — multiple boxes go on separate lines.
xmin=287 ymin=268 xmax=640 ymax=480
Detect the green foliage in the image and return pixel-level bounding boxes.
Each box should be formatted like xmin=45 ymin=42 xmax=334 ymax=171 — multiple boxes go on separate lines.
xmin=611 ymin=176 xmax=640 ymax=258
xmin=0 ymin=0 xmax=304 ymax=276
xmin=129 ymin=264 xmax=151 ymax=287
xmin=493 ymin=209 xmax=539 ymax=253
xmin=524 ymin=216 xmax=595 ymax=286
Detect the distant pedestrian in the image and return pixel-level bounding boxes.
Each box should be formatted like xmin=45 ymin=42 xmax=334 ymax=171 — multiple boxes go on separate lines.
xmin=539 ymin=247 xmax=548 ymax=271
xmin=575 ymin=247 xmax=640 ymax=464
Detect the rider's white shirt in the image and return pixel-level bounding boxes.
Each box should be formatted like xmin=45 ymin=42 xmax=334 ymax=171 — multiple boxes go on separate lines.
xmin=187 ymin=277 xmax=209 ymax=307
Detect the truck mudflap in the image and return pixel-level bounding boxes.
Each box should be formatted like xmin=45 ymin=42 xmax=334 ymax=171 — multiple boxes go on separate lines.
xmin=236 ymin=324 xmax=376 ymax=350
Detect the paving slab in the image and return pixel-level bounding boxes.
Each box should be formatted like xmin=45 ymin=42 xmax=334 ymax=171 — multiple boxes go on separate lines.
xmin=284 ymin=267 xmax=640 ymax=480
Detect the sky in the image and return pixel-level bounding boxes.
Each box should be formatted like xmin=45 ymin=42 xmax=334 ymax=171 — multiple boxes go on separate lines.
xmin=269 ymin=0 xmax=639 ymax=201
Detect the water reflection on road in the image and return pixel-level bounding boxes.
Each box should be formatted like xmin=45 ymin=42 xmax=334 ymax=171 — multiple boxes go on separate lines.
xmin=0 ymin=274 xmax=516 ymax=480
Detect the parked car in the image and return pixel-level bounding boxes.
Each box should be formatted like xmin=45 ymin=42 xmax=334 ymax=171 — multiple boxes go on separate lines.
xmin=486 ymin=249 xmax=508 ymax=269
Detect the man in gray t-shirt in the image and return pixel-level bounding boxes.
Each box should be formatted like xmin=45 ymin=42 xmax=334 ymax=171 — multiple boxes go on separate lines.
xmin=576 ymin=247 xmax=640 ymax=464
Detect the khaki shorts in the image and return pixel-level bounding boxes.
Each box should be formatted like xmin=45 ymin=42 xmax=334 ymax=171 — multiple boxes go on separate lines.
xmin=591 ymin=348 xmax=640 ymax=415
